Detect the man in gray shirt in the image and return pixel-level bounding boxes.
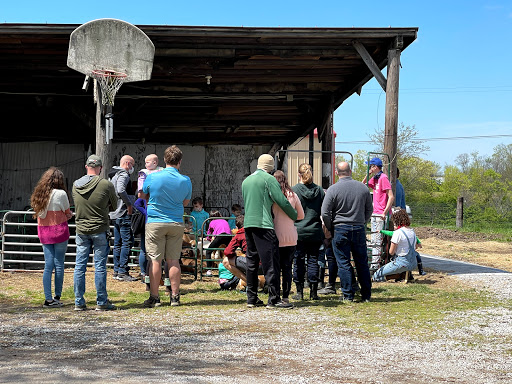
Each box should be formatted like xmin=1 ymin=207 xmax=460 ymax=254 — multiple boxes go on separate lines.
xmin=108 ymin=155 xmax=137 ymax=282
xmin=321 ymin=162 xmax=373 ymax=302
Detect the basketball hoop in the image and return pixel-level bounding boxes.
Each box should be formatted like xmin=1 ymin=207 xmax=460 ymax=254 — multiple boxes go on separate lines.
xmin=90 ymin=69 xmax=127 ymax=106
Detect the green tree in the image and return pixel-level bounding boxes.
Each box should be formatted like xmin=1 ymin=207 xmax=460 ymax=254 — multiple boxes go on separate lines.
xmin=334 ymin=149 xmax=367 ymax=182
xmin=368 ymin=123 xmax=430 ymax=160
xmin=489 ymin=143 xmax=512 ymax=181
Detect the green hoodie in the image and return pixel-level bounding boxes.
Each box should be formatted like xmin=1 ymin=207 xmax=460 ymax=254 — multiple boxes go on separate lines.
xmin=292 ymin=182 xmax=325 ymax=241
xmin=72 ymin=175 xmax=117 ymax=235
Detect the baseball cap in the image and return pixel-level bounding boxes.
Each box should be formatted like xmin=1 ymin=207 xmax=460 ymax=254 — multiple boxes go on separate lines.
xmin=365 ymin=157 xmax=383 ymax=167
xmin=86 ymin=154 xmax=102 ymax=168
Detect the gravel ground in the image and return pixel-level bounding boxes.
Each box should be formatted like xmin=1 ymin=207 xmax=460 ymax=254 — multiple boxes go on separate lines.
xmin=0 ymin=256 xmax=511 ymax=383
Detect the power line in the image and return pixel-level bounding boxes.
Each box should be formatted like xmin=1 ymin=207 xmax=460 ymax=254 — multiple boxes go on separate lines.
xmin=335 ymin=133 xmax=512 ymax=145
xmin=362 ymin=85 xmax=512 ymax=95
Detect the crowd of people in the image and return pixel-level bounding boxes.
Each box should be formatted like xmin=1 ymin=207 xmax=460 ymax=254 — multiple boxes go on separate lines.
xmin=30 ymin=147 xmax=422 ymax=310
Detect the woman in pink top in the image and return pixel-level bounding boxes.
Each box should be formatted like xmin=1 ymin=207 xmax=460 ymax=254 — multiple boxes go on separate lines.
xmin=30 ymin=167 xmax=73 ymax=308
xmin=272 ymin=171 xmax=304 ymax=303
xmin=205 ymin=210 xmax=232 ymax=276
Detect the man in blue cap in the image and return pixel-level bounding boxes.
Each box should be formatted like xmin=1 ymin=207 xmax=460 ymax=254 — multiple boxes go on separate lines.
xmin=362 ymin=157 xmax=394 ymax=271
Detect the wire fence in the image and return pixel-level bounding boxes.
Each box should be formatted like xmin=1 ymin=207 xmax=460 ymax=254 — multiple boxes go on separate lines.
xmin=409 ymin=201 xmax=512 ymax=228
xmin=409 ymin=202 xmax=457 ymax=227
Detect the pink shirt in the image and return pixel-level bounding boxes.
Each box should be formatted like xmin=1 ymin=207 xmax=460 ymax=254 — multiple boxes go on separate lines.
xmin=37 ymin=189 xmax=72 ymax=244
xmin=368 ymin=172 xmax=391 ymax=214
xmin=207 ymin=219 xmax=231 ymax=240
xmin=272 ymin=191 xmax=305 ymax=247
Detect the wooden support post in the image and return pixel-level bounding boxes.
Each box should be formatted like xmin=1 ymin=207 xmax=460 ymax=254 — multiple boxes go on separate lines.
xmin=321 ymin=113 xmax=334 ymax=189
xmin=456 ymin=197 xmax=464 ymax=228
xmin=309 ymin=132 xmax=314 ymax=169
xmin=384 ymin=39 xmax=401 ymax=197
xmin=94 ymin=85 xmax=112 ymax=178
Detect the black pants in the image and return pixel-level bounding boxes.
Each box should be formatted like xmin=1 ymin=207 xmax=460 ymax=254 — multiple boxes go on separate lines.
xmin=279 ymin=246 xmax=296 ymax=299
xmin=244 ymin=227 xmax=280 ymax=305
xmin=206 ymin=234 xmax=231 ymax=268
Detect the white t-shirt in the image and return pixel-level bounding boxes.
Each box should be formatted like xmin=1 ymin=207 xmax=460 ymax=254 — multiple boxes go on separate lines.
xmin=391 ymin=227 xmax=416 ymax=257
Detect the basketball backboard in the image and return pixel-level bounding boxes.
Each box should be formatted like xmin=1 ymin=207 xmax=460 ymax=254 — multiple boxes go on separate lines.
xmin=67 ymin=18 xmax=155 ymax=82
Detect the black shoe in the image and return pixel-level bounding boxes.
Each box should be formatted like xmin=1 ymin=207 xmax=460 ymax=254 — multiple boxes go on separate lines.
xmin=113 ymin=272 xmax=119 ymax=280
xmin=247 ymin=298 xmax=264 ymax=308
xmin=117 ymin=273 xmax=139 ymax=282
xmin=43 ymin=299 xmax=63 ymax=308
xmin=318 ymin=285 xmax=336 ymax=295
xmin=266 ymin=300 xmax=293 ymax=309
xmin=144 ymin=295 xmax=161 ymax=308
xmin=170 ymin=294 xmax=180 ymax=306
xmin=309 ymin=282 xmax=319 ymax=300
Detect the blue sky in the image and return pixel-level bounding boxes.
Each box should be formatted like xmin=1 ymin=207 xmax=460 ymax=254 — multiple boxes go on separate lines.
xmin=3 ymin=1 xmax=512 ymax=168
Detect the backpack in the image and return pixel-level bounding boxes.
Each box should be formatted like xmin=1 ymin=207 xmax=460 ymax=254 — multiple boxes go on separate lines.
xmin=131 ymin=209 xmax=146 ymax=237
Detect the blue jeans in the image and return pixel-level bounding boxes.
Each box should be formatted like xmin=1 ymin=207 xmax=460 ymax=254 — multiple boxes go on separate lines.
xmin=139 ymin=234 xmax=147 ymax=275
xmin=293 ymin=240 xmax=322 ymax=284
xmin=113 ymin=214 xmax=134 ymax=274
xmin=42 ymin=241 xmax=68 ymax=301
xmin=372 ymin=256 xmax=413 ymax=282
xmin=74 ymin=232 xmax=110 ymax=306
xmin=332 ymin=224 xmax=372 ymax=301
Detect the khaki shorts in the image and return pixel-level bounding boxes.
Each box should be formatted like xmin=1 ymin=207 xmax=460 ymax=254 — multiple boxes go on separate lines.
xmin=145 ymin=222 xmax=184 ymax=262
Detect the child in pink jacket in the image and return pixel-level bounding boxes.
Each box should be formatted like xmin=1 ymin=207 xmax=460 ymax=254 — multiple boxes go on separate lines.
xmin=272 ymin=170 xmax=305 ymax=303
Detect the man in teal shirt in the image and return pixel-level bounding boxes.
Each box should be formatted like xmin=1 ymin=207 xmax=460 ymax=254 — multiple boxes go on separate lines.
xmin=242 ymin=154 xmax=297 ymax=309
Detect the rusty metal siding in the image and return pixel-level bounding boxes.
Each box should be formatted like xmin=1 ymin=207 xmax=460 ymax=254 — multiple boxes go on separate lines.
xmin=204 ymin=145 xmax=256 ymax=211
xmin=1 ymin=141 xmax=263 ymax=214
xmin=0 ymin=142 xmax=86 ymax=210
xmin=111 ymin=143 xmax=206 ymax=207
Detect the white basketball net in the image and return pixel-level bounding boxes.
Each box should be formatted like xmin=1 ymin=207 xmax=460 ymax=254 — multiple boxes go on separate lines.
xmin=91 ymin=69 xmax=127 ymax=106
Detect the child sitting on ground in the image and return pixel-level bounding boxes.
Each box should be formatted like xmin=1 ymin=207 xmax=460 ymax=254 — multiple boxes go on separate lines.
xmin=218 ymin=262 xmax=240 ymax=290
xmin=380 ymin=227 xmax=426 ymax=276
xmin=372 ymin=209 xmax=420 ymax=282
xmin=222 ymin=215 xmax=249 ymax=284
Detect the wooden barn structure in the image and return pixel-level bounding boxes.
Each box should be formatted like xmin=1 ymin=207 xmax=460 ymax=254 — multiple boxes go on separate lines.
xmin=0 ymin=24 xmax=417 ymax=211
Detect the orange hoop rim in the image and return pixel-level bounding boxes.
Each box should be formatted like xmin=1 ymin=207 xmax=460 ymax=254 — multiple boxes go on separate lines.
xmin=91 ymin=69 xmax=127 ymax=78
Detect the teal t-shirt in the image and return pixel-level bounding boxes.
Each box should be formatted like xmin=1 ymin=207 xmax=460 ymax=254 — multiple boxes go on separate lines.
xmin=143 ymin=167 xmax=192 ymax=224
xmin=218 ymin=263 xmax=234 ymax=280
xmin=190 ymin=209 xmax=210 ymax=235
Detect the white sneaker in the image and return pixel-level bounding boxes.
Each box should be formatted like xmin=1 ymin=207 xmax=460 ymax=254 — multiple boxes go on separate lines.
xmin=205 ymin=270 xmax=213 ymax=277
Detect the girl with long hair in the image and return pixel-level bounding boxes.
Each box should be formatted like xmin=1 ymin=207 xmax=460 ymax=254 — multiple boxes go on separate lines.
xmin=30 ymin=167 xmax=73 ymax=308
xmin=272 ymin=170 xmax=304 ymax=303
xmin=372 ymin=209 xmax=419 ymax=282
xmin=291 ymin=163 xmax=325 ymax=300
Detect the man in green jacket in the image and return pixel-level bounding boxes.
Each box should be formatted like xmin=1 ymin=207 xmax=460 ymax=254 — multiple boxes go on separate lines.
xmin=72 ymin=155 xmax=118 ymax=311
xmin=242 ymin=154 xmax=297 ymax=309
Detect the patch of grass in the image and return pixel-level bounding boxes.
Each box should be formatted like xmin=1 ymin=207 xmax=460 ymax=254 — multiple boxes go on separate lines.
xmin=0 ymin=271 xmax=505 ymax=345
xmin=308 ymin=280 xmax=495 ymax=339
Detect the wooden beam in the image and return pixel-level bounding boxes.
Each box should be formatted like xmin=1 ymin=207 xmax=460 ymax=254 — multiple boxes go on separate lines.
xmin=383 ymin=47 xmax=401 ymax=197
xmin=352 ymin=40 xmax=387 ymax=92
